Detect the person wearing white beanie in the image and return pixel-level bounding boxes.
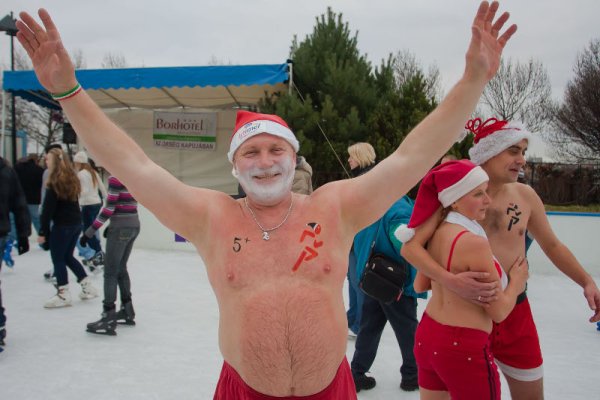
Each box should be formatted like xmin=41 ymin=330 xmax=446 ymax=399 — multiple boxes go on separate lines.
xmin=400 ymin=118 xmax=600 ymax=399
xmin=73 ymin=150 xmax=107 ymax=269
xmin=73 ymin=150 xmax=88 ymax=164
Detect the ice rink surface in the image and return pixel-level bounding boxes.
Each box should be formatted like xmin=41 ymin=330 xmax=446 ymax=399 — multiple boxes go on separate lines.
xmin=1 ymin=244 xmax=598 ymax=399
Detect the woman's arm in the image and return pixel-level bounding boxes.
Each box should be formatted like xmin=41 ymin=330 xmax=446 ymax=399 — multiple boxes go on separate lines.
xmin=38 ymin=188 xmax=57 ymax=241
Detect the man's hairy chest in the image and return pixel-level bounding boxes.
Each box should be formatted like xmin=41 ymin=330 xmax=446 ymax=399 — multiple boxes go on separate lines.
xmin=204 ymin=215 xmax=350 ymax=292
xmin=481 ymin=195 xmax=531 ymax=241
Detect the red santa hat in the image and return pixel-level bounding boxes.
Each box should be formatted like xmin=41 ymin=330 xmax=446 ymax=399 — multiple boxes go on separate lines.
xmin=466 ymin=117 xmax=532 ymax=165
xmin=228 ymin=110 xmax=299 ymax=162
xmin=395 ymin=159 xmax=489 ymax=243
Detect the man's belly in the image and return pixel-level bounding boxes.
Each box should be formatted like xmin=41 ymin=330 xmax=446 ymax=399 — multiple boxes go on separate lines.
xmin=218 ymin=282 xmax=347 ymax=397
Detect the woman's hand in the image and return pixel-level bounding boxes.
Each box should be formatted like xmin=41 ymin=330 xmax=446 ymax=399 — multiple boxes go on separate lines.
xmin=508 ymin=256 xmax=529 ymax=293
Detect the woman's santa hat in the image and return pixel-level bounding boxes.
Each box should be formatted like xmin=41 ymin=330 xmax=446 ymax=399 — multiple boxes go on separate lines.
xmin=395 ymin=159 xmax=489 ymax=243
xmin=466 ymin=117 xmax=532 ymax=166
xmin=228 ymin=110 xmax=299 ymax=162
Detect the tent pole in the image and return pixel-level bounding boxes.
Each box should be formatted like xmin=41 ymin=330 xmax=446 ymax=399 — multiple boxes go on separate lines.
xmin=1 ymin=91 xmax=6 ymax=158
xmin=287 ymin=60 xmax=293 ymax=96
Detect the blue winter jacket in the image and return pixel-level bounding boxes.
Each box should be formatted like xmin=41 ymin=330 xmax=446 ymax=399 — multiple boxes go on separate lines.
xmin=353 ymin=195 xmax=427 ymax=299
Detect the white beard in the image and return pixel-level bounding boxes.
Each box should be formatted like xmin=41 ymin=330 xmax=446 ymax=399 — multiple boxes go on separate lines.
xmin=236 ymin=156 xmax=295 ymax=205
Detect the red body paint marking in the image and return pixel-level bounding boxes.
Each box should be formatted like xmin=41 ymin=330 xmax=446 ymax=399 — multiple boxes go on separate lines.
xmin=292 ymin=223 xmax=324 ymax=272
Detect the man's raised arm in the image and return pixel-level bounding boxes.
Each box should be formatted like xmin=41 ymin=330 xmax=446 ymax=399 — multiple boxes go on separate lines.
xmin=16 ymin=9 xmax=217 ymax=241
xmin=338 ymin=1 xmax=517 ymax=231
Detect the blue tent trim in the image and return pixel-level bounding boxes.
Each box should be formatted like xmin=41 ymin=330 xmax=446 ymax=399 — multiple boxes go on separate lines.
xmin=3 ymin=63 xmax=289 ymax=110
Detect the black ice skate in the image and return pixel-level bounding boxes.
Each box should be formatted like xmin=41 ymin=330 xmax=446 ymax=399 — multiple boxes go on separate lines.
xmin=115 ymin=301 xmax=136 ymax=326
xmin=86 ymin=310 xmax=117 ymax=336
xmin=0 ymin=325 xmax=6 ymax=346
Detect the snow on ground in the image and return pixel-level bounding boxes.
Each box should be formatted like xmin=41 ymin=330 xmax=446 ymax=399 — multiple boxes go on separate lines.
xmin=0 ymin=244 xmax=598 ymax=399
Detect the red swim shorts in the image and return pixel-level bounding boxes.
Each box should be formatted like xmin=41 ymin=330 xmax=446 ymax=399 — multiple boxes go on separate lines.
xmin=490 ymin=296 xmax=544 ymax=381
xmin=213 ymin=358 xmax=357 ymax=400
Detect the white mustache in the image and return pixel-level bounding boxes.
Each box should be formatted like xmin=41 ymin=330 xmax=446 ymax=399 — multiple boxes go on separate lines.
xmin=250 ymin=166 xmax=283 ymax=179
xmin=236 ymin=156 xmax=295 ymax=206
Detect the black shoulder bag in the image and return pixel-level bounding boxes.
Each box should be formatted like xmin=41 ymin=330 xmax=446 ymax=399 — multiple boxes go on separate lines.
xmin=359 ymin=222 xmax=409 ymax=304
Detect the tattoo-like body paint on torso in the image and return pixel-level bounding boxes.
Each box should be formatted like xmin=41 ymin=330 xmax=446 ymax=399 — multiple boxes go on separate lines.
xmin=232 ymin=236 xmax=251 ymax=253
xmin=506 ymin=203 xmax=522 ymax=231
xmin=293 ymin=222 xmax=324 ymax=272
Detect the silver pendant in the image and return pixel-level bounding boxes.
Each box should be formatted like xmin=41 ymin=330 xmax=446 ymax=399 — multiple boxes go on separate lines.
xmin=262 ymin=231 xmax=270 ymax=241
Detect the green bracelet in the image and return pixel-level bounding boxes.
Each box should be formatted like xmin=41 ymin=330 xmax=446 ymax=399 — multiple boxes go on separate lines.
xmin=51 ymin=83 xmax=83 ymax=101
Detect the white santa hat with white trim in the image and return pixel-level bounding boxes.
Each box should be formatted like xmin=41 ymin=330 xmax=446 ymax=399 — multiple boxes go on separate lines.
xmin=466 ymin=117 xmax=532 ymax=166
xmin=228 ymin=110 xmax=299 ymax=163
xmin=394 ymin=160 xmax=489 ymax=243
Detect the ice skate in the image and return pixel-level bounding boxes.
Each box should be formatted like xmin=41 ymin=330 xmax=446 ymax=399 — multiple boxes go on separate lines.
xmin=86 ymin=310 xmax=117 ymax=336
xmin=43 ymin=269 xmax=56 ymax=283
xmin=44 ymin=286 xmax=72 ymax=308
xmin=116 ymin=301 xmax=136 ymax=326
xmin=79 ymin=277 xmax=99 ymax=300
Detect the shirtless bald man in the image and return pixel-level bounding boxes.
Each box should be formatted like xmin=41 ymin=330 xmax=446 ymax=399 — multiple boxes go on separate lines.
xmin=16 ymin=2 xmax=516 ymax=398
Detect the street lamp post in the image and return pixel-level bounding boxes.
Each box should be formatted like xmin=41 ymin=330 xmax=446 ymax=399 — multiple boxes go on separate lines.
xmin=0 ymin=12 xmax=18 ymax=165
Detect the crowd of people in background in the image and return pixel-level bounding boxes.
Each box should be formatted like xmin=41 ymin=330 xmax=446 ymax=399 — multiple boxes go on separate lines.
xmin=0 ymin=144 xmax=143 ymax=349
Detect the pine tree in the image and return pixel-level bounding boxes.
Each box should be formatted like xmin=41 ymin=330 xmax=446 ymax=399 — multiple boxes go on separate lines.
xmin=261 ymin=9 xmax=439 ymax=187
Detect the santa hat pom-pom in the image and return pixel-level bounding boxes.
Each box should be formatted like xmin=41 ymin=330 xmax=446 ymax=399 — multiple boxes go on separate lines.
xmin=394 ymin=224 xmax=415 ymax=243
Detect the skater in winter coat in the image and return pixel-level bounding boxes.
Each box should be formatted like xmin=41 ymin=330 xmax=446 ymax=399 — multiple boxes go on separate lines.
xmin=0 ymin=156 xmax=31 ymax=349
xmin=73 ymin=150 xmax=107 ymax=269
xmin=291 ymin=156 xmax=313 ymax=195
xmin=38 ymin=148 xmax=98 ymax=308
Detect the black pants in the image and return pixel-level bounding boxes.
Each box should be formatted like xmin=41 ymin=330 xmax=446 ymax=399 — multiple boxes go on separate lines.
xmin=103 ymin=226 xmax=139 ymax=309
xmin=0 ymin=236 xmax=6 ymax=329
xmin=50 ymin=224 xmax=87 ymax=286
xmin=350 ymin=293 xmax=418 ymax=381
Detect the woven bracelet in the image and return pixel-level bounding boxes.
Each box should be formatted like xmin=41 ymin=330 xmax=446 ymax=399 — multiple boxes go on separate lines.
xmin=51 ymin=83 xmax=83 ymax=101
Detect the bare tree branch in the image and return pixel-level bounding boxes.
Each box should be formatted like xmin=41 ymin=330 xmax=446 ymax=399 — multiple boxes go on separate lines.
xmin=101 ymin=52 xmax=128 ymax=69
xmin=481 ymin=58 xmax=553 ymax=132
xmin=549 ymin=38 xmax=600 ymax=162
xmin=393 ymin=49 xmax=442 ymax=102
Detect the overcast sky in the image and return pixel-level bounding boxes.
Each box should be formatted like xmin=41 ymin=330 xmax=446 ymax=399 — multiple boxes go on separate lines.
xmin=2 ymin=0 xmax=599 ymax=160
